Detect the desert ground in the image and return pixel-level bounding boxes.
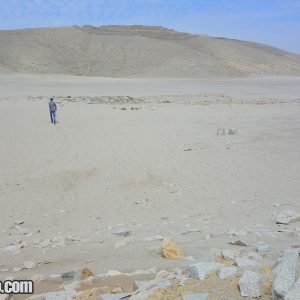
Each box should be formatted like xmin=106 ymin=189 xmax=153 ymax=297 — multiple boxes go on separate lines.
xmin=0 ymin=74 xmax=300 ymax=299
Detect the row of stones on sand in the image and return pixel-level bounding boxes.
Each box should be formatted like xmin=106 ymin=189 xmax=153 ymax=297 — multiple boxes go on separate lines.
xmin=2 ymin=237 xmax=299 ymax=300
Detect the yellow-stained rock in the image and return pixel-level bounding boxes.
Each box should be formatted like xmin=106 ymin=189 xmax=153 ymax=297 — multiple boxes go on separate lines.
xmin=161 ymin=237 xmax=183 ymax=259
xmin=81 ymin=268 xmax=94 ymax=280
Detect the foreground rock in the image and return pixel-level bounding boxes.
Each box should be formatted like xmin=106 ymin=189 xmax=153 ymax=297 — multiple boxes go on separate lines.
xmin=272 ymin=249 xmax=299 ymax=299
xmin=188 ymin=262 xmax=221 ymax=280
xmin=239 ymin=270 xmax=262 ymax=298
xmin=256 ymin=242 xmax=271 ymax=257
xmin=285 ymin=277 xmax=300 ymax=300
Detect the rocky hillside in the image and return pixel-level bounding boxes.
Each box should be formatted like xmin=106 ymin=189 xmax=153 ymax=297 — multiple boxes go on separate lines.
xmin=1 ymin=25 xmax=300 ymax=77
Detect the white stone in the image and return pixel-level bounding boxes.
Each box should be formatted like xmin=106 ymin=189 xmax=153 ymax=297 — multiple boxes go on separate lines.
xmin=113 ymin=227 xmax=131 ymax=237
xmin=114 ymin=237 xmax=133 ymax=249
xmin=141 ymin=235 xmax=164 ymax=242
xmin=216 ymin=128 xmax=225 ymax=135
xmin=15 ymin=220 xmax=24 ymax=225
xmin=105 ymin=270 xmax=126 ymax=277
xmin=256 ymin=243 xmax=271 ymax=257
xmin=222 ymin=249 xmax=239 ymax=261
xmin=239 ymin=271 xmax=262 ymax=298
xmin=23 ymin=261 xmax=36 ymax=269
xmin=276 ymin=210 xmax=300 ymax=225
xmin=188 ymin=262 xmax=221 ymax=280
xmin=226 ymin=229 xmax=247 ymax=236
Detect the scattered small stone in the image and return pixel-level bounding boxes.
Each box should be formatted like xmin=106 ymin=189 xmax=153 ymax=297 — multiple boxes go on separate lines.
xmin=222 ymin=249 xmax=239 ymax=261
xmin=229 ymin=240 xmax=247 ymax=247
xmin=181 ymin=229 xmax=202 ymax=235
xmin=239 ymin=271 xmax=262 ymax=298
xmin=15 ymin=220 xmax=24 ymax=225
xmin=62 ymin=268 xmax=93 ymax=283
xmin=140 ymin=235 xmax=164 ymax=242
xmin=161 ymin=237 xmax=183 ymax=259
xmin=256 ymin=242 xmax=271 ymax=257
xmin=188 ymin=262 xmax=221 ymax=280
xmin=105 ymin=270 xmax=127 ymax=277
xmin=114 ymin=237 xmax=133 ymax=249
xmin=226 ymin=229 xmax=247 ymax=236
xmin=216 ymin=128 xmax=225 ymax=135
xmin=130 ymin=268 xmax=157 ymax=276
xmin=276 ymin=210 xmax=300 ymax=225
xmin=228 ymin=128 xmax=237 ymax=135
xmin=23 ymin=261 xmax=36 ymax=269
xmin=113 ymin=227 xmax=131 ymax=237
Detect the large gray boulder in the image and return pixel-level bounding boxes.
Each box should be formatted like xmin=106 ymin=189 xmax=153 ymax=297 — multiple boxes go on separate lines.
xmin=285 ymin=277 xmax=300 ymax=300
xmin=272 ymin=249 xmax=299 ymax=299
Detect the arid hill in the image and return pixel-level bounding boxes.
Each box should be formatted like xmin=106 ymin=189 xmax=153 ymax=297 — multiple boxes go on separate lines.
xmin=1 ymin=25 xmax=300 ymax=77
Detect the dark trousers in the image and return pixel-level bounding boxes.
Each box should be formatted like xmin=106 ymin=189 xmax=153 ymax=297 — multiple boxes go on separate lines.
xmin=50 ymin=111 xmax=56 ymax=124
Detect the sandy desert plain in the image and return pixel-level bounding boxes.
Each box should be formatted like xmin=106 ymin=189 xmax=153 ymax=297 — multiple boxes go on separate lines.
xmin=0 ymin=73 xmax=299 ymax=299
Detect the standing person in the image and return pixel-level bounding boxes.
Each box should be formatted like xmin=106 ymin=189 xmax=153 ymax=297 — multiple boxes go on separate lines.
xmin=48 ymin=97 xmax=57 ymax=124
